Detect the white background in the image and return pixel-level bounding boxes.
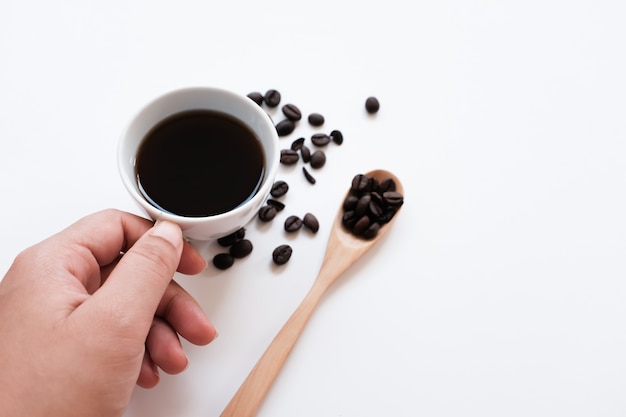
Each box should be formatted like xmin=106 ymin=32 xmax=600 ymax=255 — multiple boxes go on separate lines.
xmin=2 ymin=1 xmax=626 ymax=416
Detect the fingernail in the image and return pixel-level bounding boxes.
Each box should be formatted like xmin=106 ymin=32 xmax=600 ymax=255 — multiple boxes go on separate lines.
xmin=151 ymin=220 xmax=182 ymax=247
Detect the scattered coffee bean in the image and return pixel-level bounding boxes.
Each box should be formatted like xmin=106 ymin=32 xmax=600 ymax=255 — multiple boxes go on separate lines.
xmin=342 ymin=173 xmax=404 ymax=239
xmin=272 ymin=244 xmax=293 ymax=265
xmin=284 ymin=215 xmax=303 ymax=232
xmin=303 ymin=213 xmax=319 ymax=233
xmin=302 ymin=166 xmax=316 ymax=184
xmin=267 ymin=198 xmax=286 ymax=211
xmin=230 ymin=239 xmax=253 ymax=258
xmin=300 ymin=145 xmax=311 ymax=163
xmin=280 ymin=149 xmax=299 ymax=165
xmin=365 ymin=96 xmax=380 ymax=113
xmin=247 ymin=92 xmax=264 ymax=106
xmin=270 ymin=180 xmax=289 ymax=197
xmin=258 ymin=205 xmax=277 ymax=222
xmin=310 ymin=150 xmax=326 ymax=169
xmin=330 ymin=129 xmax=343 ymax=145
xmin=213 ymin=253 xmax=235 ymax=270
xmin=217 ymin=227 xmax=246 ymax=247
xmin=291 ymin=137 xmax=305 ymax=150
xmin=276 ymin=119 xmax=296 ymax=137
xmin=311 ymin=133 xmax=331 ymax=147
xmin=308 ymin=112 xmax=324 ymax=126
xmin=265 ymin=89 xmax=281 ymax=107
xmin=282 ymin=103 xmax=302 ymax=121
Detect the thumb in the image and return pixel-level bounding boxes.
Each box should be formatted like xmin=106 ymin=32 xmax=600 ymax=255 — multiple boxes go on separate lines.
xmin=89 ymin=220 xmax=184 ymax=329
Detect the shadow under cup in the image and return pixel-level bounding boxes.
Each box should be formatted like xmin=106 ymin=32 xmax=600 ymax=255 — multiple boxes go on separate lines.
xmin=117 ymin=87 xmax=280 ymax=240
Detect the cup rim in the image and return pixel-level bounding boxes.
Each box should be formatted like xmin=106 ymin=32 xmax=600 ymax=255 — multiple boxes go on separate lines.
xmin=117 ymin=86 xmax=279 ymax=225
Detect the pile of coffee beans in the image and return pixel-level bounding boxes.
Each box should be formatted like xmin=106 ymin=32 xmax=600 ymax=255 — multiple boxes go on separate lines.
xmin=211 ymin=89 xmax=384 ymax=269
xmin=342 ymin=173 xmax=403 ymax=239
xmin=212 ymin=228 xmax=253 ymax=270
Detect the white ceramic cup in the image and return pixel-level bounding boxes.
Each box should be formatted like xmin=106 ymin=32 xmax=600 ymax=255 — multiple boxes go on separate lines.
xmin=117 ymin=86 xmax=279 ymax=240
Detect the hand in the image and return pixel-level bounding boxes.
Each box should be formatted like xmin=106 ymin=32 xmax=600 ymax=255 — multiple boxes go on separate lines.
xmin=0 ymin=209 xmax=217 ymax=417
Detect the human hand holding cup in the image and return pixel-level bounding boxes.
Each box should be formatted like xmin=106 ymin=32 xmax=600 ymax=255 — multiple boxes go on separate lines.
xmin=118 ymin=87 xmax=279 ymax=240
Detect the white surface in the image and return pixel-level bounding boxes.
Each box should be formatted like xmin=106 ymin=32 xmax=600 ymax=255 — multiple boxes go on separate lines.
xmin=1 ymin=1 xmax=625 ymax=416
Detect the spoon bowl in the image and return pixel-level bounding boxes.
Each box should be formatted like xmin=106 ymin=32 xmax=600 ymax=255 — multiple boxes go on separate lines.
xmin=220 ymin=169 xmax=404 ymax=417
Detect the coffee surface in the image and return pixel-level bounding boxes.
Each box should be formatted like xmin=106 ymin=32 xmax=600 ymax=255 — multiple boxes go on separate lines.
xmin=136 ymin=109 xmax=265 ymax=217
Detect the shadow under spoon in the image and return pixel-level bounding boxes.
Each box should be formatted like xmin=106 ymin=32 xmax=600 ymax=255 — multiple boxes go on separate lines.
xmin=220 ymin=169 xmax=405 ymax=417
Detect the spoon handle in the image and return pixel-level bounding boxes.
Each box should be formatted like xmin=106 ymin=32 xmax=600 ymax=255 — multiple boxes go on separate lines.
xmin=220 ymin=281 xmax=328 ymax=417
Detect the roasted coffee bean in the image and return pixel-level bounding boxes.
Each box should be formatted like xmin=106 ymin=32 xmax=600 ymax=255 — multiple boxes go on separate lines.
xmin=230 ymin=239 xmax=253 ymax=258
xmin=300 ymin=145 xmax=311 ymax=163
xmin=383 ymin=191 xmax=404 ymax=207
xmin=258 ymin=205 xmax=277 ymax=222
xmin=368 ymin=200 xmax=384 ymax=219
xmin=343 ymin=194 xmax=358 ymax=211
xmin=272 ymin=244 xmax=293 ymax=265
xmin=302 ymin=166 xmax=316 ymax=184
xmin=247 ymin=91 xmax=263 ymax=106
xmin=270 ymin=180 xmax=289 ymax=197
xmin=213 ymin=253 xmax=235 ymax=270
xmin=276 ymin=119 xmax=296 ymax=137
xmin=311 ymin=133 xmax=331 ymax=147
xmin=282 ymin=103 xmax=302 ymax=121
xmin=280 ymin=149 xmax=299 ymax=165
xmin=365 ymin=96 xmax=380 ymax=113
xmin=330 ymin=129 xmax=343 ymax=145
xmin=362 ymin=222 xmax=381 ymax=240
xmin=355 ymin=194 xmax=371 ymax=217
xmin=291 ymin=137 xmax=305 ymax=150
xmin=342 ymin=210 xmax=357 ymax=229
xmin=265 ymin=89 xmax=281 ymax=107
xmin=351 ymin=174 xmax=372 ymax=193
xmin=217 ymin=227 xmax=246 ymax=247
xmin=308 ymin=112 xmax=324 ymax=126
xmin=352 ymin=215 xmax=371 ymax=235
xmin=284 ymin=215 xmax=303 ymax=232
xmin=379 ymin=178 xmax=396 ymax=193
xmin=310 ymin=150 xmax=326 ymax=169
xmin=303 ymin=213 xmax=319 ymax=233
xmin=267 ymin=198 xmax=285 ymax=211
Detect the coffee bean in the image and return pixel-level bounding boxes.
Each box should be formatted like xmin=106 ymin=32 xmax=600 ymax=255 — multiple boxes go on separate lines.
xmin=265 ymin=89 xmax=281 ymax=107
xmin=217 ymin=227 xmax=246 ymax=247
xmin=230 ymin=239 xmax=253 ymax=258
xmin=291 ymin=137 xmax=305 ymax=150
xmin=379 ymin=178 xmax=396 ymax=193
xmin=303 ymin=213 xmax=319 ymax=233
xmin=280 ymin=149 xmax=299 ymax=165
xmin=308 ymin=113 xmax=324 ymax=126
xmin=300 ymin=145 xmax=311 ymax=163
xmin=282 ymin=103 xmax=302 ymax=121
xmin=284 ymin=215 xmax=303 ymax=232
xmin=267 ymin=198 xmax=286 ymax=211
xmin=383 ymin=191 xmax=404 ymax=207
xmin=330 ymin=129 xmax=343 ymax=145
xmin=365 ymin=96 xmax=380 ymax=113
xmin=258 ymin=205 xmax=277 ymax=222
xmin=270 ymin=180 xmax=289 ymax=197
xmin=302 ymin=166 xmax=316 ymax=184
xmin=352 ymin=215 xmax=371 ymax=235
xmin=213 ymin=253 xmax=235 ymax=270
xmin=351 ymin=174 xmax=371 ymax=193
xmin=311 ymin=133 xmax=331 ymax=147
xmin=276 ymin=119 xmax=296 ymax=137
xmin=355 ymin=194 xmax=371 ymax=217
xmin=272 ymin=244 xmax=293 ymax=265
xmin=247 ymin=92 xmax=263 ymax=106
xmin=362 ymin=222 xmax=381 ymax=240
xmin=343 ymin=194 xmax=358 ymax=211
xmin=310 ymin=150 xmax=326 ymax=169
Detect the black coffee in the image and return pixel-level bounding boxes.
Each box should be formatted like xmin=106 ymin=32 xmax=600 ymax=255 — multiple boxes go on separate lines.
xmin=136 ymin=109 xmax=265 ymax=217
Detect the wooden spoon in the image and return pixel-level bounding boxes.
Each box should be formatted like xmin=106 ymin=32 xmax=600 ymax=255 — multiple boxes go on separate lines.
xmin=220 ymin=169 xmax=404 ymax=417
